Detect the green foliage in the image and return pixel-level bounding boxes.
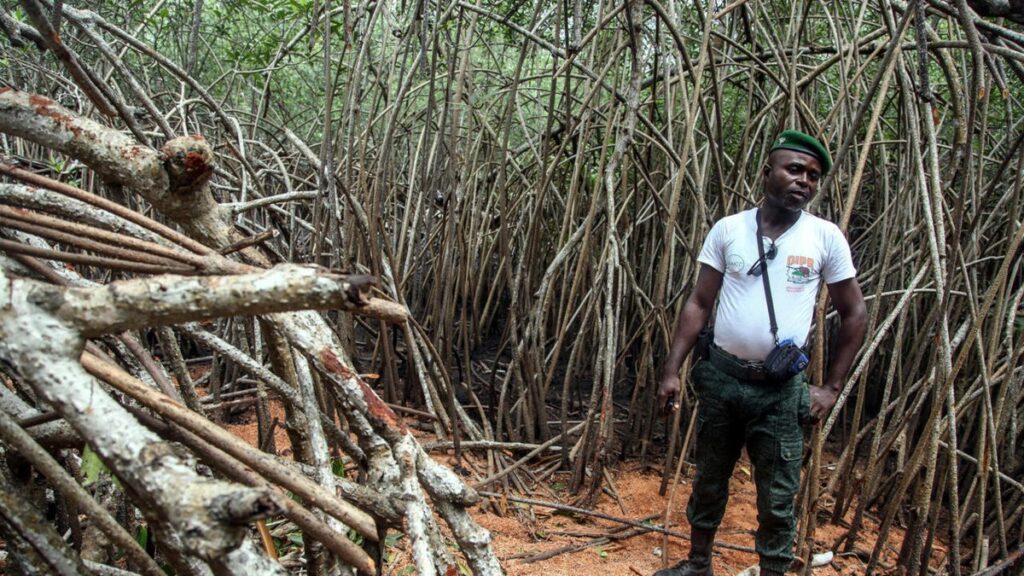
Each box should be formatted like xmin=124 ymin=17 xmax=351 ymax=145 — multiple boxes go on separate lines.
xmin=207 ymin=0 xmax=313 ymax=69
xmin=331 ymin=456 xmax=349 ymax=476
xmin=270 ymin=528 xmax=306 ymax=556
xmin=135 ymin=523 xmax=150 ymax=550
xmin=383 ymin=530 xmax=405 ymax=565
xmin=80 ymin=444 xmax=108 ymax=487
xmin=44 ymin=156 xmax=68 ymax=174
xmin=384 ymin=531 xmax=405 ymax=547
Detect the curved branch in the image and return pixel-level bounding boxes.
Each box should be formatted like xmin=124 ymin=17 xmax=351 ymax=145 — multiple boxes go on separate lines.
xmin=0 ymin=89 xmax=233 ymax=246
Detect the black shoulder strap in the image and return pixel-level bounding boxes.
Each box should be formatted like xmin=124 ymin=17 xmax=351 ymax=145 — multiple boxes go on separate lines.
xmin=755 ymin=209 xmax=781 ymax=346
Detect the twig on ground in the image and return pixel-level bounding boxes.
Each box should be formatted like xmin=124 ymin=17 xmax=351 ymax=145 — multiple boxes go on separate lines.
xmin=477 ymin=490 xmax=756 ymax=554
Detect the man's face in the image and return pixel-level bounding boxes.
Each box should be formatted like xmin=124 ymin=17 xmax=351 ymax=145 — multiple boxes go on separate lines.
xmin=762 ymin=149 xmax=822 ymax=213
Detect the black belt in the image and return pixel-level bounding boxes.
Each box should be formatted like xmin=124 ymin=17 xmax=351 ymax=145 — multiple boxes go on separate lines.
xmin=709 ymin=344 xmax=769 ymax=382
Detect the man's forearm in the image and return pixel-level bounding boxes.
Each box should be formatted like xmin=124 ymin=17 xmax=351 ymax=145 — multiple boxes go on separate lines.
xmin=662 ymin=300 xmax=710 ymax=380
xmin=823 ymin=311 xmax=867 ymax=391
xmin=662 ymin=264 xmax=722 ymax=382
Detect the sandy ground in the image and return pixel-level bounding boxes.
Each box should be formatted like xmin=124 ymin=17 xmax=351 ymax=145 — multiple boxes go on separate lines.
xmin=468 ymin=470 xmax=905 ymax=576
xmin=224 ymin=401 xmax=925 ymax=576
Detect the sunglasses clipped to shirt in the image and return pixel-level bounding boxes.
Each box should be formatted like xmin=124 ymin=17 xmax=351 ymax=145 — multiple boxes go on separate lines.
xmin=747 ymin=239 xmax=777 ymax=277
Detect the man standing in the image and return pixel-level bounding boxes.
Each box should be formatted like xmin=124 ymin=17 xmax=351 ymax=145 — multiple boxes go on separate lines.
xmin=654 ymin=131 xmax=867 ymax=576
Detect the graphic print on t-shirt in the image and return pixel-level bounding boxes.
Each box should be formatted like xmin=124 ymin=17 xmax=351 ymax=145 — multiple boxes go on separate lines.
xmin=785 ymin=255 xmax=817 ymax=292
xmin=725 ymin=253 xmax=746 ymax=274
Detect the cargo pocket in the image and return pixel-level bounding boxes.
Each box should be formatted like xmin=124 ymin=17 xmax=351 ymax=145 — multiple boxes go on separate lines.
xmin=780 ymin=436 xmax=803 ymax=463
xmin=770 ymin=436 xmax=804 ymax=509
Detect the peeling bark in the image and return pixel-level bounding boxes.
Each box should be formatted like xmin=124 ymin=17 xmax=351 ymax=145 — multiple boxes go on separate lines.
xmin=19 ymin=264 xmax=406 ymax=336
xmin=0 ymin=85 xmax=503 ymax=574
xmin=0 ymin=274 xmax=280 ymax=568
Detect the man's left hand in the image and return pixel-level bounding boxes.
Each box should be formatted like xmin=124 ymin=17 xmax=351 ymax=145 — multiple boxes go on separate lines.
xmin=808 ymin=385 xmax=838 ymax=422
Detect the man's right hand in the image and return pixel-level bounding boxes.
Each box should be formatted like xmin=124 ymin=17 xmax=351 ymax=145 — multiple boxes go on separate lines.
xmin=658 ymin=374 xmax=681 ymax=414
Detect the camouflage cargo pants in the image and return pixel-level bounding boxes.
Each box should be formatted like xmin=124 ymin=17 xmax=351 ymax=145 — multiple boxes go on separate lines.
xmin=685 ymin=359 xmax=811 ymax=574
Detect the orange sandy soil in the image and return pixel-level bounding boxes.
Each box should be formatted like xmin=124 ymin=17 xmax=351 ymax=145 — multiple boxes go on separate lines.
xmin=226 ymin=403 xmax=934 ymax=576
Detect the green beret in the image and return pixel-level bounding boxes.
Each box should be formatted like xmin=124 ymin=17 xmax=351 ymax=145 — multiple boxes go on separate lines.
xmin=770 ymin=130 xmax=832 ymax=175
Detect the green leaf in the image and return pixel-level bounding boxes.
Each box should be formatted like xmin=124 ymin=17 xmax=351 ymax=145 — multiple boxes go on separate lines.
xmin=596 ymin=545 xmax=608 ymax=559
xmin=287 ymin=532 xmax=303 ymax=546
xmin=458 ymin=561 xmax=471 ymax=576
xmin=135 ymin=524 xmax=149 ymax=550
xmin=45 ymin=157 xmax=66 ymax=174
xmin=80 ymin=444 xmax=106 ymax=487
xmin=331 ymin=457 xmax=348 ymax=477
xmin=384 ymin=531 xmax=405 ymax=547
xmin=398 ymin=566 xmax=416 ymax=576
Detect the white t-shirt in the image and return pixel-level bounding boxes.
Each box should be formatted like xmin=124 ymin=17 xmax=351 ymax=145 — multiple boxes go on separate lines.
xmin=698 ymin=208 xmax=856 ymax=361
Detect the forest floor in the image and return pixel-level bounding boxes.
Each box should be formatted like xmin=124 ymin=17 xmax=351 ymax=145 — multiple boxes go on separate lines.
xmin=226 ymin=400 xmax=934 ymax=576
